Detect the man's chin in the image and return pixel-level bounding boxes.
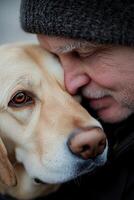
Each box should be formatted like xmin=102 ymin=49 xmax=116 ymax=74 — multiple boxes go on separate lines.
xmin=97 ymin=107 xmax=132 ymax=124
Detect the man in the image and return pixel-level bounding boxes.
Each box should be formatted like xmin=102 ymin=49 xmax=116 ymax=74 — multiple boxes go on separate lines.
xmin=20 ymin=0 xmax=134 ymax=199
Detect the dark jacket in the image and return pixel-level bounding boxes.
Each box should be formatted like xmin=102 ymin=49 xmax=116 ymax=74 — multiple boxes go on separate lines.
xmin=42 ymin=114 xmax=134 ymax=200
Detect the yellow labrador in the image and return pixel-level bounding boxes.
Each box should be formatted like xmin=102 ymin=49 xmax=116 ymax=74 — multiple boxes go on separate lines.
xmin=0 ymin=43 xmax=108 ymax=199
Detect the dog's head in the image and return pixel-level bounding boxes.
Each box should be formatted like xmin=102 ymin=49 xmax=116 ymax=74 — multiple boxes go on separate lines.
xmin=0 ymin=44 xmax=108 ymax=198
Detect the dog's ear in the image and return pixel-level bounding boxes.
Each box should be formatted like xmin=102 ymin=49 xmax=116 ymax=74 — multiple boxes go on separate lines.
xmin=0 ymin=137 xmax=17 ymax=186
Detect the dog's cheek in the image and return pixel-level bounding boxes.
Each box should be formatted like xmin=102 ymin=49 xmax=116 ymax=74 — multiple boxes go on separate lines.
xmin=9 ymin=108 xmax=34 ymax=125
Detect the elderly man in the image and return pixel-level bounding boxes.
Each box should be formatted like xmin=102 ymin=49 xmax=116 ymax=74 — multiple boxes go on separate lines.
xmin=20 ymin=1 xmax=134 ymax=200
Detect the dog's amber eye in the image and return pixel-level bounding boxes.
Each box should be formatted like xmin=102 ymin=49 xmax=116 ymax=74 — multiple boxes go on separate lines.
xmin=8 ymin=91 xmax=34 ymax=108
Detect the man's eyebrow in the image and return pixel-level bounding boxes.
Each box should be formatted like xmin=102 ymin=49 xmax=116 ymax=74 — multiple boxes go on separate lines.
xmin=54 ymin=41 xmax=98 ymax=53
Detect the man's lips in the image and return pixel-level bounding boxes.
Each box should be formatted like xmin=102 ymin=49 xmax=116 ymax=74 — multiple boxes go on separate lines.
xmin=88 ymin=96 xmax=112 ymax=110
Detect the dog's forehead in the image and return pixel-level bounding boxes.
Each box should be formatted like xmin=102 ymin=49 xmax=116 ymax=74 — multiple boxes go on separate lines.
xmin=0 ymin=44 xmax=65 ymax=107
xmin=0 ymin=45 xmax=39 ymax=87
xmin=0 ymin=44 xmax=64 ymax=79
xmin=0 ymin=43 xmax=64 ymax=88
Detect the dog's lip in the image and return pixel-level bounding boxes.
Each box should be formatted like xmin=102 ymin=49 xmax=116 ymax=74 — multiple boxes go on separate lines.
xmin=34 ymin=178 xmax=48 ymax=185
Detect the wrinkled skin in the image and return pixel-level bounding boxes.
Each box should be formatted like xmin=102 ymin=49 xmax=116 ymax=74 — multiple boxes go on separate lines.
xmin=38 ymin=35 xmax=134 ymax=123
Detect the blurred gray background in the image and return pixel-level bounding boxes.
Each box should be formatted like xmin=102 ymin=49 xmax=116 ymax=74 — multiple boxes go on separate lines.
xmin=0 ymin=0 xmax=37 ymax=44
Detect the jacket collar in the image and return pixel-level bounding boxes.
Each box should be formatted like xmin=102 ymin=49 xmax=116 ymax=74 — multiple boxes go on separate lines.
xmin=102 ymin=114 xmax=134 ymax=161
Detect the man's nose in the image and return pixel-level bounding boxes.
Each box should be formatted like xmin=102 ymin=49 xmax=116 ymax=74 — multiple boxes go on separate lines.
xmin=64 ymin=70 xmax=91 ymax=95
xmin=67 ymin=127 xmax=106 ymax=160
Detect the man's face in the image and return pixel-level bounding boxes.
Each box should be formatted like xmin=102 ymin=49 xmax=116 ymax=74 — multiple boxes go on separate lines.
xmin=38 ymin=35 xmax=134 ymax=123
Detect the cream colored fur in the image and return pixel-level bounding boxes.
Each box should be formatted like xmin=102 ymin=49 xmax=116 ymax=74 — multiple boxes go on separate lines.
xmin=0 ymin=43 xmax=107 ymax=199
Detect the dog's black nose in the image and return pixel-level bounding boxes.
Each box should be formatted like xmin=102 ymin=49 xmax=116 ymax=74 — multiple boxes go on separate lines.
xmin=67 ymin=127 xmax=106 ymax=160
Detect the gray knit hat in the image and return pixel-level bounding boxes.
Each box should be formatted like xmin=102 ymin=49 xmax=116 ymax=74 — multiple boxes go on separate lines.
xmin=20 ymin=0 xmax=134 ymax=46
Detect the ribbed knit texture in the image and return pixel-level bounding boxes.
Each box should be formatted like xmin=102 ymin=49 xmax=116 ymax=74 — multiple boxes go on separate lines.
xmin=20 ymin=0 xmax=134 ymax=46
